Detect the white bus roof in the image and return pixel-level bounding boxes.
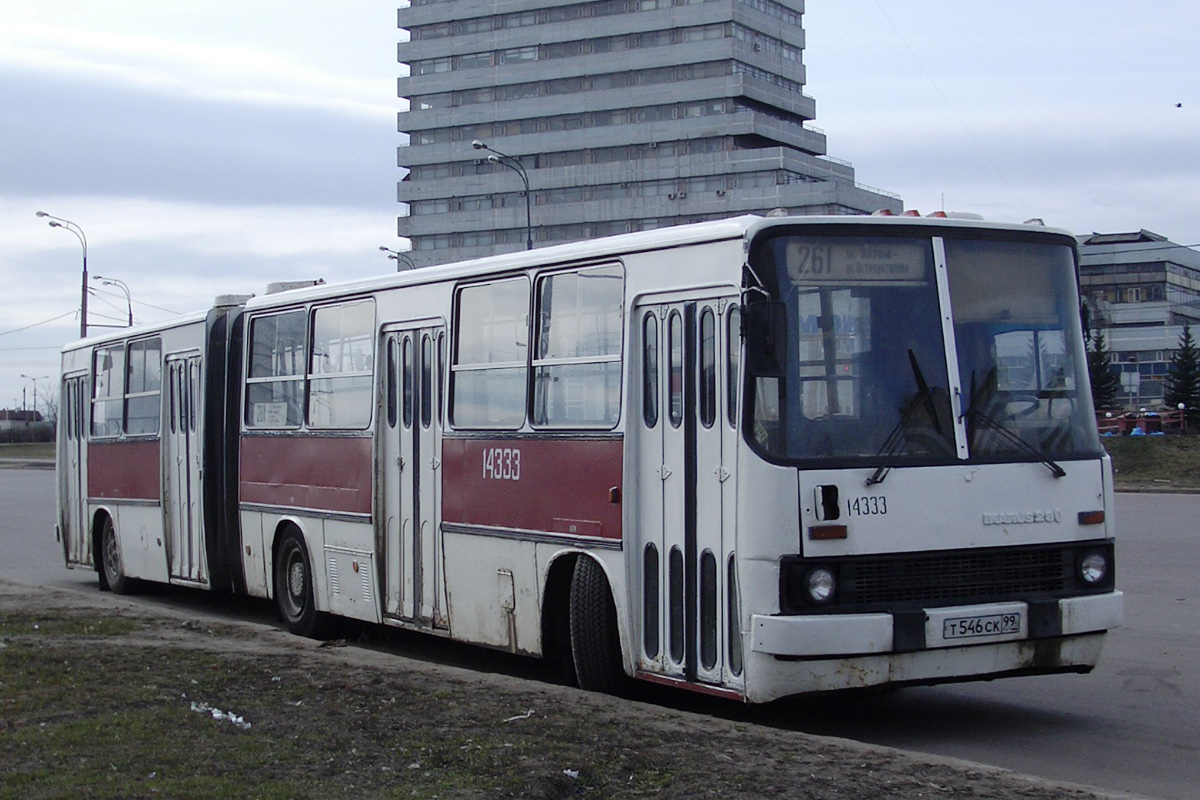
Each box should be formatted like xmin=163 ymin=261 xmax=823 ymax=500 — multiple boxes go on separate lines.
xmin=242 ymin=213 xmax=1074 ymax=312
xmin=62 ymin=213 xmax=1076 ymax=350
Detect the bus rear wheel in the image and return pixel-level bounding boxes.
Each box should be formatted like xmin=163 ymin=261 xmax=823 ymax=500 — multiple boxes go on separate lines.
xmin=274 ymin=530 xmax=330 ymax=638
xmin=569 ymin=557 xmax=624 ymax=694
xmin=98 ymin=516 xmax=134 ymax=595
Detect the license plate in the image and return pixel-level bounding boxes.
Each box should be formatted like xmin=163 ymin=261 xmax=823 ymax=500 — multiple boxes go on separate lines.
xmin=943 ymin=612 xmax=1022 ymax=640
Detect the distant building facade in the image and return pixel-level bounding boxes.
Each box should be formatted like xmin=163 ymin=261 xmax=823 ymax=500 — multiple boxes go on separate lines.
xmin=1078 ymin=230 xmax=1200 ymax=408
xmin=0 ymin=409 xmax=49 ymax=441
xmin=395 ymin=0 xmax=901 ymax=264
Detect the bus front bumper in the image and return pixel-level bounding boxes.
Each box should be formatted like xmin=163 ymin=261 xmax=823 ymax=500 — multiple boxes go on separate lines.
xmin=751 ymin=591 xmax=1123 ymax=658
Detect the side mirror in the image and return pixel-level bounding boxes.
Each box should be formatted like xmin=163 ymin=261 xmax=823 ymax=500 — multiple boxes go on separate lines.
xmin=745 ymin=300 xmax=786 ymax=377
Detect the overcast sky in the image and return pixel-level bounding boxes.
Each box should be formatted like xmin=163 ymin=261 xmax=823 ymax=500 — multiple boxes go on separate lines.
xmin=2 ymin=1 xmax=1198 ymax=412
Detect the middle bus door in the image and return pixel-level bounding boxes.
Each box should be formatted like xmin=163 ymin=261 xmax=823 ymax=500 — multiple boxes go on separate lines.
xmin=379 ymin=323 xmax=447 ymax=629
xmin=636 ymin=294 xmax=739 ymax=687
xmin=163 ymin=353 xmax=208 ymax=584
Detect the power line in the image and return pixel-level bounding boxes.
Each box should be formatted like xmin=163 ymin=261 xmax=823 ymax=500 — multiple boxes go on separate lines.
xmin=871 ymin=2 xmax=1033 ymax=219
xmin=0 ymin=310 xmax=76 ymax=338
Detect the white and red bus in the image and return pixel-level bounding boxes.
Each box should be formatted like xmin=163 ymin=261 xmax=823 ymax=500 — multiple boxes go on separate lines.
xmin=56 ymin=214 xmax=1123 ymax=702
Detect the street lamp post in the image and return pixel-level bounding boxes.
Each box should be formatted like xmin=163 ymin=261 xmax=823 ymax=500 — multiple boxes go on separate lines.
xmin=20 ymin=374 xmax=49 ymax=416
xmin=472 ymin=140 xmax=533 ymax=250
xmin=36 ymin=211 xmax=89 ymax=338
xmin=379 ymin=246 xmax=416 ymax=271
xmin=94 ymin=275 xmax=133 ymax=326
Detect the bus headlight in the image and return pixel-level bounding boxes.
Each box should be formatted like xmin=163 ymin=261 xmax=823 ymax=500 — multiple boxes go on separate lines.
xmin=1078 ymin=550 xmax=1108 ymax=585
xmin=805 ymin=567 xmax=837 ymax=604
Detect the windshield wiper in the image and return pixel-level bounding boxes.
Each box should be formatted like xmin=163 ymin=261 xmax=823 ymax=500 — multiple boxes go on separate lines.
xmin=964 ymin=407 xmax=1066 ymax=479
xmin=866 ymin=350 xmax=943 ymax=486
xmin=864 ymin=412 xmax=915 ymax=486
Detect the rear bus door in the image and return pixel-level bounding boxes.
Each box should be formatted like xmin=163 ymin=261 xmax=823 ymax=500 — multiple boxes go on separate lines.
xmin=59 ymin=372 xmax=89 ymax=566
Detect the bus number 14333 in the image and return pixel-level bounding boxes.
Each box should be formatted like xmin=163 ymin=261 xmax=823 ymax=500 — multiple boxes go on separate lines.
xmin=483 ymin=447 xmax=521 ymax=481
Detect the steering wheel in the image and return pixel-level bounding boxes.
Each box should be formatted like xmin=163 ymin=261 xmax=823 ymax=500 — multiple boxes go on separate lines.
xmin=1004 ymin=391 xmax=1041 ymax=418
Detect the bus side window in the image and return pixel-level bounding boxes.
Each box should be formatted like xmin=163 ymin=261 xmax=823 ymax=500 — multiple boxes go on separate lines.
xmin=125 ymin=338 xmax=162 ymax=436
xmin=91 ymin=346 xmax=125 ymax=438
xmin=643 ymin=312 xmax=659 ymax=428
xmin=668 ymin=311 xmax=683 ymax=429
xmin=421 ymin=334 xmax=433 ymax=429
xmin=669 ymin=545 xmax=684 ymax=663
xmin=727 ymin=306 xmax=740 ymax=427
xmin=531 ymin=263 xmax=624 ymax=428
xmin=245 ymin=310 xmax=306 ymax=429
xmin=386 ymin=337 xmax=398 ymax=429
xmin=643 ymin=544 xmax=660 ymax=659
xmin=402 ymin=335 xmax=414 ymax=429
xmin=307 ymin=300 xmax=375 ymax=429
xmin=451 ymin=277 xmax=529 ymax=429
xmin=699 ymin=307 xmax=716 ymax=428
xmin=437 ymin=331 xmax=446 ymax=424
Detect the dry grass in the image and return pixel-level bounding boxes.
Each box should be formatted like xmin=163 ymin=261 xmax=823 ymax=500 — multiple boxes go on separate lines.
xmin=1104 ymin=434 xmax=1200 ymax=490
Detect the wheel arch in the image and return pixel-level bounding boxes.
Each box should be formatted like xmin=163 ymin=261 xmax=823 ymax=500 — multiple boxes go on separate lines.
xmin=540 ymin=550 xmax=579 ymax=665
xmin=542 ymin=549 xmax=634 ymax=680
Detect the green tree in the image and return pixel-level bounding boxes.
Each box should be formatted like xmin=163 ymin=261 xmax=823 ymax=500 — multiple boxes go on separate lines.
xmin=1165 ymin=322 xmax=1200 ymax=427
xmin=1087 ymin=328 xmax=1121 ymax=411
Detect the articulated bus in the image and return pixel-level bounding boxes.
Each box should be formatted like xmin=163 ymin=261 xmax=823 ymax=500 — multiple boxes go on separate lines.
xmin=56 ymin=214 xmax=1123 ymax=702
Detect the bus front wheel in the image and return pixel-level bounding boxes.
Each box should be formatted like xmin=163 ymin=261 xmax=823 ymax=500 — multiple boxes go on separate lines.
xmin=569 ymin=557 xmax=624 ymax=694
xmin=274 ymin=530 xmax=330 ymax=638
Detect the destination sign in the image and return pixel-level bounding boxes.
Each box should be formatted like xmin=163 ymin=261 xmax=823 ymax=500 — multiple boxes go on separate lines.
xmin=784 ymin=238 xmax=931 ymax=283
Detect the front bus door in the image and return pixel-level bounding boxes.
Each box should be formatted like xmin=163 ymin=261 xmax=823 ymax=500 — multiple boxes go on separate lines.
xmin=634 ymin=293 xmax=742 ymax=688
xmin=379 ymin=322 xmax=447 ymax=628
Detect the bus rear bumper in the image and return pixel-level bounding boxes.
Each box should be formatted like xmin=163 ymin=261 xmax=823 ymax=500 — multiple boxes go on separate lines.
xmin=750 ymin=591 xmax=1124 ymax=658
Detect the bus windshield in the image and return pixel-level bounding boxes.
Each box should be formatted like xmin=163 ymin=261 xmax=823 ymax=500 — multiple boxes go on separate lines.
xmin=745 ymin=229 xmax=1103 ymax=468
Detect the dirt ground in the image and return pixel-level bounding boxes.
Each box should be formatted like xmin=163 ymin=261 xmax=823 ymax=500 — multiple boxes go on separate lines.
xmin=0 ymin=580 xmax=1144 ymax=800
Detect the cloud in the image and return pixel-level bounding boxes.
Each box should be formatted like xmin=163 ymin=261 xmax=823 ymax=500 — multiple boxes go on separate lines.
xmin=0 ymin=2 xmax=406 ymax=406
xmin=804 ymin=2 xmax=1200 ymax=243
xmin=0 ymin=68 xmax=397 ymax=208
xmin=0 ymin=20 xmax=395 ymax=119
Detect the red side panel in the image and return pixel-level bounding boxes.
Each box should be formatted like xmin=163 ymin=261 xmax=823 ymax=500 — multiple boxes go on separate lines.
xmin=442 ymin=436 xmax=623 ymax=541
xmin=239 ymin=436 xmax=373 ymax=515
xmin=88 ymin=440 xmax=161 ymax=501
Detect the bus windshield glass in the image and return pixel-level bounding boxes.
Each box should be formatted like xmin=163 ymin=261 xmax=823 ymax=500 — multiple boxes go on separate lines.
xmin=745 ymin=229 xmax=1103 ymax=467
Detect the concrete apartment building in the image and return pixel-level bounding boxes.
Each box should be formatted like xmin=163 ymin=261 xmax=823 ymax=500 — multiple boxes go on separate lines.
xmin=395 ymin=0 xmax=901 ymax=264
xmin=1079 ymin=230 xmax=1200 ymax=408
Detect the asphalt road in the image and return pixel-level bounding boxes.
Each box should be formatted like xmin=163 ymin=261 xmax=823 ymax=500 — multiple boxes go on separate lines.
xmin=1 ymin=466 xmax=1194 ymax=800
xmin=760 ymin=491 xmax=1197 ymax=800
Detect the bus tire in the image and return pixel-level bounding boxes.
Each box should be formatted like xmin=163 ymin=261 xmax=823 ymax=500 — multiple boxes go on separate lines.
xmin=569 ymin=556 xmax=624 ymax=694
xmin=98 ymin=515 xmax=135 ymax=595
xmin=274 ymin=530 xmax=331 ymax=639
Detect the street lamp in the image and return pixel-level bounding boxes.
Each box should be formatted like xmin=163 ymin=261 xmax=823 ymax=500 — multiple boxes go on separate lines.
xmin=36 ymin=211 xmax=89 ymax=338
xmin=472 ymin=140 xmax=533 ymax=250
xmin=93 ymin=275 xmax=133 ymax=326
xmin=20 ymin=374 xmax=49 ymax=416
xmin=379 ymin=246 xmax=416 ymax=271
